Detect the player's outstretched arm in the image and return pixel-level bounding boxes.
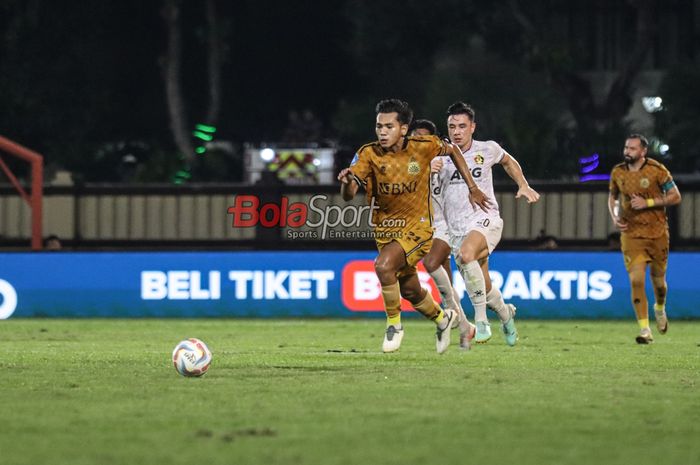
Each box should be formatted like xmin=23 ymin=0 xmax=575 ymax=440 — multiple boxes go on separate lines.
xmin=338 ymin=168 xmax=359 ymax=201
xmin=501 ymin=153 xmax=540 ymax=203
xmin=445 ymin=143 xmax=489 ymax=212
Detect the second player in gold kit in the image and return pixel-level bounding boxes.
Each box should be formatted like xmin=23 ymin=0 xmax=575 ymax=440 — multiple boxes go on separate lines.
xmin=608 ymin=134 xmax=682 ymax=344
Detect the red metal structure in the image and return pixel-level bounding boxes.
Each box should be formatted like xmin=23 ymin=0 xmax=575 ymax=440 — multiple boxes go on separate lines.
xmin=0 ymin=136 xmax=44 ymax=250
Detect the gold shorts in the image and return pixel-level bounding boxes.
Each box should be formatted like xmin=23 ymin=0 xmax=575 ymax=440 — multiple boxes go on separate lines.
xmin=375 ymin=228 xmax=433 ymax=278
xmin=620 ymin=231 xmax=669 ymax=273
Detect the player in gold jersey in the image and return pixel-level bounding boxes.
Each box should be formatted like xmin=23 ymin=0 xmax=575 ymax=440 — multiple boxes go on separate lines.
xmin=338 ymin=99 xmax=488 ymax=353
xmin=608 ymin=134 xmax=682 ymax=344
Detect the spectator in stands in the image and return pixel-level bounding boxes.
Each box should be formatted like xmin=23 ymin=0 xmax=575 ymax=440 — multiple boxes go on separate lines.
xmin=44 ymin=234 xmax=62 ymax=250
xmin=535 ymin=229 xmax=558 ymax=250
xmin=607 ymin=232 xmax=621 ymax=250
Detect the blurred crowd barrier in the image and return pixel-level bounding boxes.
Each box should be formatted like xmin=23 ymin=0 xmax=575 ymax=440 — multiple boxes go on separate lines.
xmin=0 ymin=181 xmax=699 ymax=249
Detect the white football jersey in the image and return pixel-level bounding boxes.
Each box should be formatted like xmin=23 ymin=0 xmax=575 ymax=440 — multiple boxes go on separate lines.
xmin=434 ymin=139 xmax=505 ymax=235
xmin=430 ymin=171 xmax=449 ymax=242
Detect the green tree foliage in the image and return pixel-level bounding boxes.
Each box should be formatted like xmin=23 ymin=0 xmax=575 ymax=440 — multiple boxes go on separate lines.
xmin=654 ymin=64 xmax=700 ymax=173
xmin=479 ymin=0 xmax=658 ymax=175
xmin=420 ymin=39 xmax=569 ymax=178
xmin=334 ymin=0 xmax=569 ymax=179
xmin=0 ymin=1 xmax=167 ymax=180
xmin=334 ymin=0 xmax=667 ymax=180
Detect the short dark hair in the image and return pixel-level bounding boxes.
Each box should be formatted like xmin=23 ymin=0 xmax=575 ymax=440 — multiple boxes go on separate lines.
xmin=446 ymin=101 xmax=475 ymax=121
xmin=627 ymin=133 xmax=649 ymax=148
xmin=411 ymin=119 xmax=437 ymax=135
xmin=375 ymin=99 xmax=413 ymax=126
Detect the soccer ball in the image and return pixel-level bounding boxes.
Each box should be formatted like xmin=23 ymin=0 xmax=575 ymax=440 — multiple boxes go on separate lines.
xmin=172 ymin=338 xmax=212 ymax=377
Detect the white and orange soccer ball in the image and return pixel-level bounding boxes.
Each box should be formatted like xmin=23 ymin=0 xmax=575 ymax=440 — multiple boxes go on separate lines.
xmin=172 ymin=338 xmax=212 ymax=377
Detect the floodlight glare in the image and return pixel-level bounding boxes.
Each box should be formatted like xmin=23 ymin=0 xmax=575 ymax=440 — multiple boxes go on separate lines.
xmin=260 ymin=148 xmax=275 ymax=162
xmin=642 ymin=96 xmax=663 ymax=113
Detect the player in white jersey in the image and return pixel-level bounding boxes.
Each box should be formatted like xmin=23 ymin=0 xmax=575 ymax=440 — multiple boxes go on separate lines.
xmin=435 ymin=101 xmax=540 ymax=345
xmin=412 ymin=120 xmax=478 ymax=350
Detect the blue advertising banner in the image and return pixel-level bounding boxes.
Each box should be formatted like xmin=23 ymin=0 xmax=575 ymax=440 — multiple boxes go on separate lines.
xmin=0 ymin=251 xmax=697 ymax=319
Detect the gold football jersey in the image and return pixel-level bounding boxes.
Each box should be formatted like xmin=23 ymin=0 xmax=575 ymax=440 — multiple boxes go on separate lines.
xmin=351 ymin=135 xmax=448 ymax=236
xmin=609 ymin=158 xmax=674 ymax=239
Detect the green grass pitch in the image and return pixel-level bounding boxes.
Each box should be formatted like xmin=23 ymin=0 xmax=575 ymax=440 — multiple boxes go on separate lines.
xmin=1 ymin=319 xmax=699 ymax=465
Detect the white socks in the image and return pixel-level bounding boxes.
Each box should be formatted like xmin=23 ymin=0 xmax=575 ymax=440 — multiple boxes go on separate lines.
xmin=460 ymin=260 xmax=487 ymax=322
xmin=486 ymin=287 xmax=510 ymax=323
xmin=429 ymin=267 xmax=461 ymax=311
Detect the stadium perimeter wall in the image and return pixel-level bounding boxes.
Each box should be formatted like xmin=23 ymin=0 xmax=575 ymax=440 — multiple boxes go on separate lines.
xmin=1 ymin=182 xmax=699 ymax=248
xmin=1 ymin=251 xmax=698 ymax=319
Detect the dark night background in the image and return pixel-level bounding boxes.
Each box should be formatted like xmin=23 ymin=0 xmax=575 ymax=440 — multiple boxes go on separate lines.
xmin=1 ymin=0 xmax=699 ymax=183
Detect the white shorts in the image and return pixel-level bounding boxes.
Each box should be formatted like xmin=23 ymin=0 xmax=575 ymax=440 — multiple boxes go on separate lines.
xmin=449 ymin=216 xmax=504 ymax=261
xmin=433 ymin=219 xmax=450 ymax=244
xmin=432 ymin=194 xmax=449 ymax=244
